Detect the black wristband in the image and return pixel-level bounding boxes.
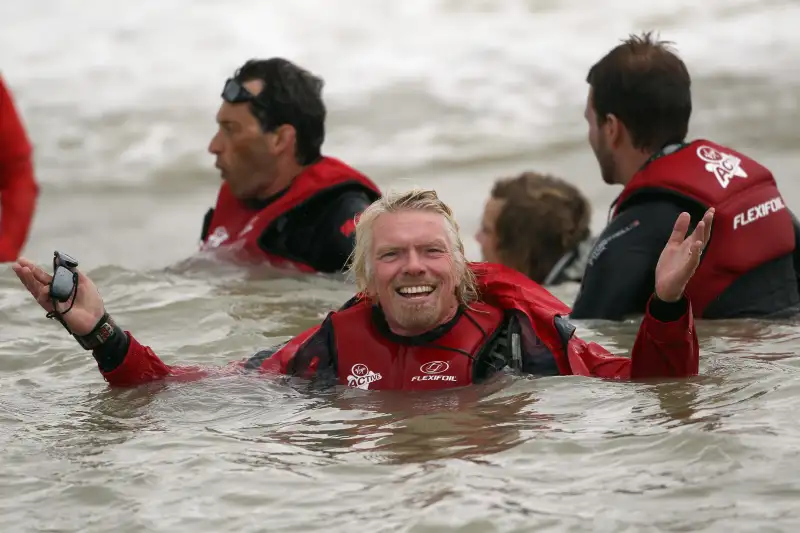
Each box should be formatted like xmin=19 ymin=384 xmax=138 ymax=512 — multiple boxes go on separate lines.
xmin=74 ymin=313 xmax=120 ymax=350
xmin=649 ymin=294 xmax=688 ymax=322
xmin=92 ymin=325 xmax=130 ymax=374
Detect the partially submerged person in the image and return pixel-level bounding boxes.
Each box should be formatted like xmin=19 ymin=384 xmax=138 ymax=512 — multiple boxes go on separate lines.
xmin=200 ymin=58 xmax=381 ymax=273
xmin=14 ymin=188 xmax=714 ymax=391
xmin=0 ymin=75 xmax=39 ymax=262
xmin=572 ymin=32 xmax=800 ymax=320
xmin=476 ymin=172 xmax=595 ymax=286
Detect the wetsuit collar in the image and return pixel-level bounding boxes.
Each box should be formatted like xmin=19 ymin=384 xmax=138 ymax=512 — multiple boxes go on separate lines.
xmin=640 ymin=141 xmax=689 ymax=170
xmin=608 ymin=141 xmax=690 ymax=221
xmin=371 ymin=304 xmax=464 ymax=346
xmin=242 ymin=187 xmax=288 ymax=211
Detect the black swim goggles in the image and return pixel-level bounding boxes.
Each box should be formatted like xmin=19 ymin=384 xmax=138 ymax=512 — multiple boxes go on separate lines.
xmin=221 ymin=78 xmax=274 ymax=128
xmin=221 ymin=78 xmax=255 ymax=104
xmin=222 ymin=78 xmax=273 ymax=111
xmin=47 ymin=251 xmax=80 ymax=320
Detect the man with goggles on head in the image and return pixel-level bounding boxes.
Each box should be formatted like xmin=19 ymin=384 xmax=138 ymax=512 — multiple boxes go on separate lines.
xmin=201 ymin=58 xmax=381 ymax=273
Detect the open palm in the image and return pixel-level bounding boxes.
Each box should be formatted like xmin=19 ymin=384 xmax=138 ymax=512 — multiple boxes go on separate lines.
xmin=655 ymin=208 xmax=715 ymax=303
xmin=12 ymin=257 xmax=106 ymax=336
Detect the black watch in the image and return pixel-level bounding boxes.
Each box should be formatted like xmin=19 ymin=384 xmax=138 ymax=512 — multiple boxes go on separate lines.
xmin=74 ymin=313 xmax=119 ymax=350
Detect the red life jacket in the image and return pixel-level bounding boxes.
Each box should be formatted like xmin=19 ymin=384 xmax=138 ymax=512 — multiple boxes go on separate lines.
xmin=613 ymin=140 xmax=794 ymax=316
xmin=332 ymin=301 xmax=505 ymax=390
xmin=201 ymin=156 xmax=381 ymax=272
xmin=264 ymin=263 xmax=584 ymax=390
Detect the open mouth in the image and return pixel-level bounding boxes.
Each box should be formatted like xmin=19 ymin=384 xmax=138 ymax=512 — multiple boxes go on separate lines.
xmin=396 ymin=285 xmax=436 ymax=299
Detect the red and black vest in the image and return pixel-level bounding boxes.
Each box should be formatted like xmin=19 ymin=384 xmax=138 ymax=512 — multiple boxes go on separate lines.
xmin=613 ymin=139 xmax=794 ymax=316
xmin=201 ymin=156 xmax=381 ymax=272
xmin=332 ymin=301 xmax=505 ymax=391
xmin=266 ymin=263 xmax=588 ymax=390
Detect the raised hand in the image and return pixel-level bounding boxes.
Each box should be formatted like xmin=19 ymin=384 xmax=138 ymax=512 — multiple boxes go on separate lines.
xmin=12 ymin=256 xmax=106 ymax=336
xmin=655 ymin=208 xmax=715 ymax=303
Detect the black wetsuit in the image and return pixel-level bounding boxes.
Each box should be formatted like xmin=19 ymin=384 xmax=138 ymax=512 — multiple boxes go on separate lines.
xmin=570 ymin=193 xmax=800 ymax=320
xmin=201 ymin=185 xmax=374 ymax=273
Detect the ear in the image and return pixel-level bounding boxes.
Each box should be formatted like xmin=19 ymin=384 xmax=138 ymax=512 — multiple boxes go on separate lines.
xmin=268 ymin=124 xmax=297 ymax=156
xmin=604 ymin=114 xmax=624 ymax=148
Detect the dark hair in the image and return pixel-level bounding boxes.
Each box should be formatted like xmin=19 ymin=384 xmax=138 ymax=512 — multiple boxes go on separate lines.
xmin=234 ymin=58 xmax=325 ymax=165
xmin=491 ymin=172 xmax=591 ymax=283
xmin=586 ymin=31 xmax=692 ymax=152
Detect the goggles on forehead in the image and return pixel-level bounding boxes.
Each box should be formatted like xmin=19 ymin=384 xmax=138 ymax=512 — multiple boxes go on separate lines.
xmin=221 ymin=78 xmax=255 ymax=104
xmin=220 ymin=77 xmax=274 ymax=130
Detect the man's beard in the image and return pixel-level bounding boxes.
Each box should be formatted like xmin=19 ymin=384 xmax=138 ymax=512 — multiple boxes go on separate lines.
xmin=595 ymin=142 xmax=617 ymax=185
xmin=392 ymin=296 xmax=442 ymax=331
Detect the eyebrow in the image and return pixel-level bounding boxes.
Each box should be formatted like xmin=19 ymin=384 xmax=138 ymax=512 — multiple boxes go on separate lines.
xmin=375 ymin=239 xmax=449 ymax=255
xmin=374 ymin=245 xmax=397 ymax=255
xmin=424 ymin=239 xmax=449 ymax=248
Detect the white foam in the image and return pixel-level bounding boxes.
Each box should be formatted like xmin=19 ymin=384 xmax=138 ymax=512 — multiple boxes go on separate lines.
xmin=1 ymin=0 xmax=797 ymax=184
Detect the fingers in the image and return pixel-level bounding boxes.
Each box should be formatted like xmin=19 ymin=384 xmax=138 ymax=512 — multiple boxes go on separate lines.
xmin=690 ymin=237 xmax=705 ymax=258
xmin=35 ymin=285 xmax=55 ymax=311
xmin=687 ymin=220 xmax=706 ymax=245
xmin=12 ymin=264 xmax=41 ymax=295
xmin=11 ymin=263 xmax=56 ymax=312
xmin=668 ymin=212 xmax=691 ymax=245
xmin=685 ymin=208 xmax=716 ymax=250
xmin=16 ymin=257 xmax=53 ymax=284
xmin=702 ymin=208 xmax=715 ymax=245
xmin=13 ymin=259 xmax=51 ymax=297
xmin=673 ymin=237 xmax=706 ymax=283
xmin=30 ymin=264 xmax=53 ymax=285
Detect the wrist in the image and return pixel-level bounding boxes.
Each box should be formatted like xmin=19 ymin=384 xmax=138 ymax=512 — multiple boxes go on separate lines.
xmin=74 ymin=312 xmax=122 ymax=350
xmin=655 ymin=289 xmax=682 ymax=303
xmin=649 ymin=293 xmax=688 ymax=322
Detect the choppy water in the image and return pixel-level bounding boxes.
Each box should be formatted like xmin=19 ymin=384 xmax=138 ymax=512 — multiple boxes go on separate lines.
xmin=2 ymin=1 xmax=800 ymax=531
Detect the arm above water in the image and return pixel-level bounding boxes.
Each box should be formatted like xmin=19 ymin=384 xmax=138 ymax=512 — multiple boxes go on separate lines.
xmin=93 ymin=321 xmax=328 ymax=387
xmin=564 ymin=294 xmax=699 ymax=380
xmin=11 ymin=255 xmax=335 ymax=388
xmin=564 ymin=204 xmax=711 ymax=379
xmin=569 ymin=200 xmax=687 ymax=320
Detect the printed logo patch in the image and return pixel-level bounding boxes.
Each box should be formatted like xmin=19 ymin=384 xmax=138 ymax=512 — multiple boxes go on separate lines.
xmin=346 ymin=363 xmax=383 ymax=390
xmin=697 ymin=145 xmax=747 ymax=189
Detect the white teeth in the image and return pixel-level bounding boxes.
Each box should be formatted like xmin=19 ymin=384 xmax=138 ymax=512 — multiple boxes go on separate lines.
xmin=397 ymin=285 xmax=434 ymax=295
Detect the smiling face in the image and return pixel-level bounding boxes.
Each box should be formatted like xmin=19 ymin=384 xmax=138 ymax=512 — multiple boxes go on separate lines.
xmin=367 ymin=209 xmax=460 ymax=336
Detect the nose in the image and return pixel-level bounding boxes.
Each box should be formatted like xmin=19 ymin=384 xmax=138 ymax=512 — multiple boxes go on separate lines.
xmin=208 ymin=131 xmax=222 ymax=155
xmin=402 ymin=249 xmax=426 ymax=276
